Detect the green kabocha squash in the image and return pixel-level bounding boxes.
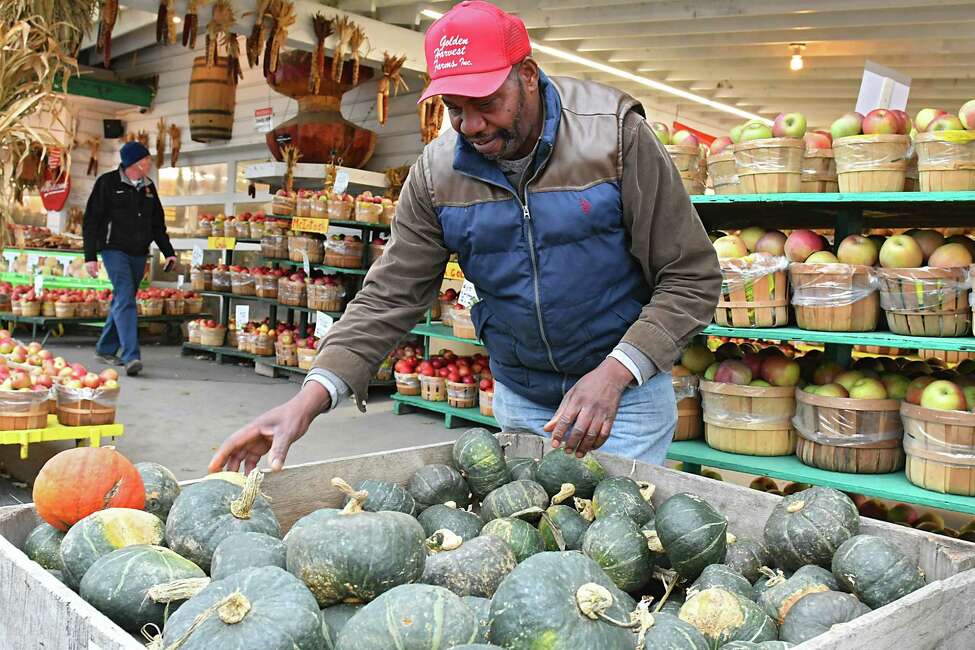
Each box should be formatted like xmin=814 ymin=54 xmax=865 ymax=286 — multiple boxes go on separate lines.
xmin=453 ymin=428 xmax=512 ymax=499
xmin=210 ymin=531 xmax=286 ymax=580
xmin=591 ymin=476 xmax=655 ymax=526
xmin=480 ymin=517 xmax=545 ymax=563
xmin=450 ymin=645 xmax=504 ymax=649
xmin=688 ymin=564 xmax=752 ymax=601
xmin=463 ymin=596 xmax=492 ymax=643
xmin=679 ymin=588 xmax=777 ymax=648
xmin=535 ymin=450 xmax=607 ymax=499
xmin=480 ymin=480 xmax=549 ymax=522
xmin=417 ymin=502 xmax=484 ymax=540
xmin=161 ymin=566 xmax=325 ymax=649
xmin=135 ymin=461 xmax=181 ymax=522
xmin=581 ymin=514 xmax=654 ymax=592
xmin=720 ymin=642 xmax=794 ymax=649
xmin=507 ymin=457 xmax=539 ymax=482
xmin=408 ymin=464 xmax=471 ymax=509
xmin=659 ymin=597 xmax=684 ymax=616
xmin=539 ymin=504 xmax=590 ymax=551
xmin=793 ymin=564 xmax=839 ymax=591
xmin=334 ymin=583 xmax=479 ymax=649
xmin=350 ymin=479 xmax=417 ymax=516
xmin=60 ymin=507 xmax=165 ymax=588
xmin=831 ymin=534 xmax=925 ymax=608
xmin=763 ymin=487 xmax=858 ymax=570
xmin=321 ymin=604 xmax=363 ymax=650
xmin=24 ymin=522 xmax=64 ymax=571
xmin=758 ymin=564 xmax=837 ymax=624
xmin=286 ymin=481 xmax=427 ymax=607
xmin=779 ymin=591 xmax=870 ymax=645
xmin=79 ymin=544 xmax=206 ymax=634
xmin=724 ymin=536 xmax=772 ymax=583
xmin=165 ymin=469 xmax=280 ymax=573
xmin=752 ymin=569 xmax=792 ymax=602
xmin=283 ymin=508 xmax=340 ymax=543
xmin=638 ymin=611 xmax=710 ymax=650
xmin=420 ymin=533 xmax=517 ymax=598
xmin=47 ymin=569 xmax=65 ymax=583
xmin=489 ymin=551 xmax=637 ymax=649
xmin=656 ymin=493 xmax=729 ymax=581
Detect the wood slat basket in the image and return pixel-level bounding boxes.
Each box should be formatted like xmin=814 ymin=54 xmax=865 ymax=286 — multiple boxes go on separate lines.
xmin=733 ymin=137 xmax=804 ymax=193
xmin=706 ymin=151 xmax=739 ymax=194
xmin=451 ymin=308 xmax=476 ymax=340
xmin=54 ymin=385 xmax=119 ymax=427
xmin=0 ymin=390 xmax=49 ymax=430
xmin=700 ymin=379 xmax=797 ymax=456
xmin=680 ymin=170 xmax=706 ymax=195
xmin=394 ymin=371 xmax=420 ymax=396
xmin=673 ymin=373 xmax=702 ymax=441
xmin=297 ymin=347 xmax=317 ymax=371
xmin=664 ymin=143 xmax=700 ymax=173
xmin=446 ymin=381 xmax=477 ymax=408
xmin=479 ymin=389 xmax=494 ymax=417
xmin=876 ymin=266 xmax=972 ymax=337
xmin=793 ymin=388 xmax=904 ymax=474
xmin=419 ymin=375 xmax=447 ymax=402
xmin=923 ymin=349 xmax=975 ymax=365
xmin=902 ymin=402 xmax=975 ymax=496
xmin=801 ymin=148 xmax=838 ymax=193
xmin=914 ymin=130 xmax=975 ymax=192
xmin=715 ymin=254 xmax=791 ymax=328
xmin=789 ymin=262 xmax=880 ymax=332
xmin=833 ymin=134 xmax=911 ymax=193
xmin=198 ymin=325 xmax=226 ymax=347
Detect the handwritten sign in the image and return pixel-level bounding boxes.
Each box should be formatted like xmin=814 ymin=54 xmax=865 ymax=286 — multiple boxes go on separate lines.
xmin=444 ymin=261 xmax=464 ymax=281
xmin=191 ymin=246 xmax=204 ymax=267
xmin=315 ymin=312 xmax=334 ymax=338
xmin=333 ymin=170 xmax=350 ymax=195
xmin=235 ymin=305 xmax=250 ymax=330
xmin=291 ymin=217 xmax=329 ymax=234
xmin=207 ymin=237 xmax=237 ymax=250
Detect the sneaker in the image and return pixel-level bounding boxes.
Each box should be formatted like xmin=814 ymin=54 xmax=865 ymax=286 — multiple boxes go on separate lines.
xmin=125 ymin=359 xmax=143 ymax=376
xmin=95 ymin=353 xmax=122 ymax=366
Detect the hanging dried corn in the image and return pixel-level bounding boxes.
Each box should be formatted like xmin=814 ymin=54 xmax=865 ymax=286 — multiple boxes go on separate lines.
xmin=418 ymin=74 xmax=445 ymax=144
xmin=96 ymin=0 xmax=119 ymax=68
xmin=157 ymin=0 xmax=177 ymax=45
xmin=330 ymin=16 xmax=356 ymax=83
xmin=245 ymin=0 xmax=271 ymax=68
xmin=182 ymin=0 xmax=201 ymax=49
xmin=377 ymin=52 xmax=409 ymax=126
xmin=206 ymin=1 xmax=242 ymax=83
xmin=324 ymin=161 xmax=338 ymax=190
xmin=310 ymin=13 xmax=333 ymax=94
xmin=349 ymin=24 xmax=368 ymax=87
xmin=264 ymin=0 xmax=296 ymax=77
xmin=169 ymin=124 xmax=182 ymax=167
xmin=281 ymin=144 xmax=303 ymax=195
xmin=155 ymin=119 xmax=167 ymax=168
xmin=137 ymin=130 xmax=151 ymax=149
xmin=384 ymin=165 xmax=409 ymax=200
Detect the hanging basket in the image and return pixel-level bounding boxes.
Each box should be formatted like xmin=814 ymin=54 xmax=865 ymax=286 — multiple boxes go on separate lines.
xmin=833 ymin=134 xmax=911 ymax=193
xmin=875 ymin=266 xmax=972 ymax=337
xmin=700 ymin=380 xmax=797 ymax=456
xmin=902 ymin=402 xmax=975 ymax=496
xmin=715 ymin=254 xmax=790 ymax=328
xmin=789 ymin=262 xmax=879 ymax=332
xmin=914 ymin=130 xmax=975 ymax=192
xmin=733 ymin=137 xmax=804 ymax=194
xmin=707 ymin=151 xmax=739 ymax=195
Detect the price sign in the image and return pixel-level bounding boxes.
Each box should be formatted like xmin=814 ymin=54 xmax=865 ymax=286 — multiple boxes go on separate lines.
xmin=207 ymin=237 xmax=237 ymax=250
xmin=26 ymin=253 xmax=40 ymax=270
xmin=177 ymin=274 xmax=185 ymax=290
xmin=291 ymin=217 xmax=329 ymax=234
xmin=235 ymin=305 xmax=250 ymax=330
xmin=444 ymin=261 xmax=464 ymax=281
xmin=457 ymin=280 xmax=479 ymax=308
xmin=254 ymin=107 xmax=274 ymax=133
xmin=302 ymin=250 xmax=311 ymax=275
xmin=56 ymin=256 xmax=72 ymax=274
xmin=314 ymin=312 xmax=334 ymax=338
xmin=3 ymin=251 xmax=18 ymax=268
xmin=191 ymin=246 xmax=204 ymax=267
xmin=33 ymin=272 xmax=43 ymax=292
xmin=333 ymin=170 xmax=350 ymax=195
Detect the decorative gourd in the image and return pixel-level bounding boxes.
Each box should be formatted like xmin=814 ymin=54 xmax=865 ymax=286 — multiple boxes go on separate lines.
xmin=779 ymin=591 xmax=871 ymax=645
xmin=724 ymin=536 xmax=772 ymax=583
xmin=211 ymin=532 xmax=287 ymax=580
xmin=656 ymin=493 xmax=729 ymax=581
xmin=351 ymin=479 xmax=417 ymax=516
xmin=539 ymin=505 xmax=590 ymax=551
xmin=79 ymin=544 xmax=206 ymax=634
xmin=507 ymin=457 xmax=539 ymax=482
xmin=591 ymin=476 xmax=655 ymax=526
xmin=480 ymin=480 xmax=549 ymax=522
xmin=24 ymin=522 xmax=64 ymax=571
xmin=463 ymin=596 xmax=492 ymax=643
xmin=453 ymin=428 xmax=512 ymax=498
xmin=679 ymin=588 xmax=778 ymax=647
xmin=420 ymin=533 xmax=517 ymax=598
xmin=688 ymin=564 xmax=752 ymax=601
xmin=286 ymin=480 xmax=427 ymax=607
xmin=581 ymin=514 xmax=654 ymax=592
xmin=763 ymin=487 xmax=858 ymax=570
xmin=161 ymin=566 xmax=325 ymax=649
xmin=166 ymin=469 xmax=281 ymax=573
xmin=60 ymin=507 xmax=165 ymax=588
xmin=408 ymin=464 xmax=471 ymax=509
xmin=33 ymin=447 xmax=145 ymax=531
xmin=831 ymin=534 xmax=925 ymax=608
xmin=334 ymin=584 xmax=479 ymax=649
xmin=135 ymin=461 xmax=181 ymax=522
xmin=489 ymin=551 xmax=637 ymax=649
xmin=720 ymin=642 xmax=794 ymax=649
xmin=758 ymin=564 xmax=837 ymax=624
xmin=535 ymin=450 xmax=607 ymax=499
xmin=639 ymin=612 xmax=710 ymax=650
xmin=417 ymin=503 xmax=484 ymax=540
xmin=480 ymin=517 xmax=545 ymax=563
xmin=321 ymin=604 xmax=362 ymax=650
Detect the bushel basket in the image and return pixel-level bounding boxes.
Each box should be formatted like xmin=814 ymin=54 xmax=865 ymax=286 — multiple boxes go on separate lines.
xmin=832 ymin=134 xmax=911 ymax=193
xmin=789 ymin=262 xmax=879 ymax=332
xmin=801 ymin=148 xmax=838 ymax=193
xmin=914 ymin=130 xmax=975 ymax=192
xmin=901 ymin=402 xmax=975 ymax=496
xmin=876 ymin=266 xmax=972 ymax=337
xmin=0 ymin=389 xmax=49 ymax=430
xmin=55 ymin=384 xmax=119 ymax=426
xmin=673 ymin=373 xmax=702 ymax=441
xmin=706 ymin=151 xmax=738 ymax=195
xmin=699 ymin=379 xmax=796 ymax=456
xmin=715 ymin=253 xmax=790 ymax=327
xmin=733 ymin=137 xmax=803 ymax=193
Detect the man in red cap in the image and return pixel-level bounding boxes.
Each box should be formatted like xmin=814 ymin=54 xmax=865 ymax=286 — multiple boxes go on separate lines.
xmin=211 ymin=1 xmax=720 ymax=474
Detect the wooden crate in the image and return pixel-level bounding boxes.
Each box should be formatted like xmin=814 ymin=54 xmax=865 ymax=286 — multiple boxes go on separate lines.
xmin=790 ymin=262 xmax=879 ymax=332
xmin=1 ymin=434 xmax=974 ymax=649
xmin=700 ymin=380 xmax=796 ymax=455
xmin=833 ymin=134 xmax=911 ymax=193
xmin=902 ymin=402 xmax=975 ymax=496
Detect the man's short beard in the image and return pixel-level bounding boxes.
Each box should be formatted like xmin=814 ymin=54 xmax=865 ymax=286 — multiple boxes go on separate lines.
xmin=465 ymin=77 xmax=527 ymax=161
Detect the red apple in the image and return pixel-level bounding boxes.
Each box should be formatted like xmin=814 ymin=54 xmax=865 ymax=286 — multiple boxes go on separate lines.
xmin=958 ymin=99 xmax=975 ymax=130
xmin=904 ymin=229 xmax=945 ymax=262
xmin=915 ymin=108 xmax=948 ymax=132
xmin=803 ymin=131 xmax=832 ymax=150
xmin=709 ymin=136 xmax=733 ymax=155
xmin=672 ymin=130 xmax=699 ymax=147
xmin=738 ymin=227 xmax=766 ymax=253
xmin=714 ymin=360 xmax=752 ymax=385
xmin=784 ymin=229 xmax=826 ymax=263
xmin=754 ymin=230 xmax=787 ymax=257
xmin=862 ymin=109 xmax=901 ymax=135
xmin=905 ymin=376 xmax=937 ymax=405
xmin=927 ymin=243 xmax=973 ymax=268
xmin=760 ymin=356 xmax=801 ymax=387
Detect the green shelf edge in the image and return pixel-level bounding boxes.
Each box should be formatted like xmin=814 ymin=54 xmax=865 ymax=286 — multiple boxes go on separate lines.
xmin=270 ymin=258 xmax=368 ymax=275
xmin=391 ymin=393 xmax=499 ymax=427
xmin=668 ymin=440 xmax=975 ymax=515
xmin=199 ymin=291 xmax=342 ymax=319
xmin=691 ymin=191 xmax=975 ymax=205
xmin=182 ymin=342 xmax=261 ymax=360
xmin=410 ymin=323 xmax=484 ymax=346
xmin=273 ymin=215 xmax=391 ymax=231
xmin=703 ymin=325 xmax=975 ymax=352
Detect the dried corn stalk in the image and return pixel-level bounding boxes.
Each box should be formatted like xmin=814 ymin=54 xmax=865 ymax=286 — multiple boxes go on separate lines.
xmin=330 ymin=16 xmax=356 ymax=82
xmin=418 ymin=75 xmax=445 ymax=144
xmin=377 ymin=52 xmax=409 ymax=126
xmin=155 ymin=119 xmax=167 ymax=167
xmin=245 ymin=0 xmax=273 ymax=69
xmin=324 ymin=162 xmax=337 ymax=189
xmin=348 ymin=24 xmax=367 ymax=86
xmin=182 ymin=0 xmax=201 ymax=49
xmin=97 ymin=0 xmax=119 ymax=67
xmin=281 ymin=144 xmax=302 ymax=195
xmin=263 ymin=0 xmax=296 ymax=77
xmin=206 ymin=0 xmax=242 ymax=83
xmin=310 ymin=13 xmax=333 ymax=94
xmin=384 ymin=165 xmax=409 ymax=200
xmin=168 ymin=124 xmax=182 ymax=167
xmin=157 ymin=0 xmax=177 ymax=45
xmin=137 ymin=130 xmax=150 ymax=148
xmin=85 ymin=137 xmax=101 ymax=176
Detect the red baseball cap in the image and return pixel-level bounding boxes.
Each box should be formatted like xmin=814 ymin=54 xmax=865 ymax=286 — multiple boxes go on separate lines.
xmin=418 ymin=1 xmax=531 ymax=103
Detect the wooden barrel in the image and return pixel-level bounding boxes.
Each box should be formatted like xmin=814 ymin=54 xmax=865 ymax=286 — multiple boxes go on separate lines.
xmin=188 ymin=56 xmax=235 ymax=143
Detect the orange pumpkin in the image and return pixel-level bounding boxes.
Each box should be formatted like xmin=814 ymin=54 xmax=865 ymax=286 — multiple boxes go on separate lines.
xmin=33 ymin=447 xmax=145 ymax=531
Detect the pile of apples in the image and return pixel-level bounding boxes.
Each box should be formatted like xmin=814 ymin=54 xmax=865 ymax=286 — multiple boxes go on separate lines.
xmin=394 ymin=347 xmax=492 ymax=387
xmin=248 ymin=266 xmax=287 ymax=279
xmin=0 ymin=334 xmax=120 ymax=393
xmin=295 ymin=334 xmax=319 ymax=349
xmin=708 ymin=111 xmax=810 ymax=156
xmin=680 ymin=341 xmax=802 ymax=389
xmin=355 ymin=191 xmax=394 ymax=209
xmin=649 ymin=123 xmax=703 ymax=148
xmin=830 ymin=109 xmax=913 ymax=139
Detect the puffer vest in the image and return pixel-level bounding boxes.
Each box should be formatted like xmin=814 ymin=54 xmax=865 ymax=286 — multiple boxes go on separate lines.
xmin=425 ymin=72 xmax=651 ymax=408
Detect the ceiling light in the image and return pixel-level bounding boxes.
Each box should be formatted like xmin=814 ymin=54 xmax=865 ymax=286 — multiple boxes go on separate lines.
xmin=789 ymin=44 xmax=805 ymax=72
xmin=419 ymin=8 xmax=770 ymax=124
xmin=172 ymin=16 xmax=182 ymax=24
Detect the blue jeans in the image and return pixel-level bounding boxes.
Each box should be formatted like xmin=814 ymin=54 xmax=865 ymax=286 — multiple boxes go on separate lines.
xmin=96 ymin=249 xmax=146 ymax=363
xmin=492 ymin=371 xmax=677 ymax=465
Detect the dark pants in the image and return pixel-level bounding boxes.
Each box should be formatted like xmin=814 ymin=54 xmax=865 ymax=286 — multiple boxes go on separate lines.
xmin=96 ymin=249 xmax=146 ymax=362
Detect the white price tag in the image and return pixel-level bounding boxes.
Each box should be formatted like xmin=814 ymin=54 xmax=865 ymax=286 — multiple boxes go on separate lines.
xmin=2 ymin=252 xmax=17 ymax=265
xmin=33 ymin=272 xmax=43 ymax=292
xmin=254 ymin=107 xmax=274 ymax=133
xmin=57 ymin=256 xmax=72 ymax=273
xmin=314 ymin=312 xmax=334 ymax=338
xmin=235 ymin=305 xmax=250 ymax=329
xmin=333 ymin=170 xmax=350 ymax=195
xmin=177 ymin=274 xmax=185 ymax=290
xmin=302 ymin=250 xmax=311 ymax=276
xmin=26 ymin=253 xmax=40 ymax=270
xmin=191 ymin=246 xmax=204 ymax=267
xmin=457 ymin=280 xmax=479 ymax=308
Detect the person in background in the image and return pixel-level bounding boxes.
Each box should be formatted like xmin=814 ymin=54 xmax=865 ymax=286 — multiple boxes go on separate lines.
xmin=82 ymin=141 xmax=177 ymax=376
xmin=210 ymin=0 xmax=720 ymax=474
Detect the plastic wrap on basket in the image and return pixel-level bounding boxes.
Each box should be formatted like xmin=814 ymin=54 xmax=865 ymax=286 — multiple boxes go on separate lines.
xmin=261 ymin=234 xmax=289 ymax=259
xmin=902 ymin=418 xmax=975 ymax=465
xmin=791 ymin=265 xmax=878 ymax=307
xmin=734 ymin=141 xmax=804 ymax=173
xmin=672 ymin=374 xmax=699 ymax=401
xmin=55 ymin=384 xmax=119 ymax=426
xmin=721 ymin=254 xmax=790 ymax=293
xmin=701 ymin=400 xmax=797 ymax=428
xmin=230 ymin=272 xmax=256 ymax=296
xmin=0 ymin=389 xmax=50 ymax=430
xmin=792 ymin=397 xmax=902 ymax=447
xmin=914 ymin=131 xmax=975 ymax=172
xmin=833 ymin=136 xmax=913 ymax=174
xmin=878 ymin=268 xmax=971 ymax=313
xmin=288 ymin=235 xmax=324 ymax=264
xmin=211 ymin=270 xmax=231 ymax=292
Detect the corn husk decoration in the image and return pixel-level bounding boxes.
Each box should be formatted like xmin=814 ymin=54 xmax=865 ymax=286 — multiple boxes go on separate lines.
xmin=310 ymin=13 xmax=333 ymax=94
xmin=245 ymin=0 xmax=273 ymax=69
xmin=182 ymin=0 xmax=202 ymax=49
xmin=137 ymin=130 xmax=150 ymax=149
xmin=377 ymin=52 xmax=409 ymax=126
xmin=324 ymin=162 xmax=337 ymax=190
xmin=348 ymin=24 xmax=367 ymax=87
xmin=155 ymin=119 xmax=167 ymax=167
xmin=157 ymin=0 xmax=177 ymax=45
xmin=125 ymin=132 xmax=136 ymax=143
xmin=281 ymin=144 xmax=302 ymax=195
xmin=330 ymin=16 xmax=356 ymax=82
xmin=85 ymin=137 xmax=101 ymax=176
xmin=384 ymin=165 xmax=409 ymax=200
xmin=263 ymin=0 xmax=296 ymax=77
xmin=418 ymin=75 xmax=445 ymax=144
xmin=206 ymin=0 xmax=242 ymax=83
xmin=168 ymin=124 xmax=182 ymax=167
xmin=96 ymin=0 xmax=119 ymax=67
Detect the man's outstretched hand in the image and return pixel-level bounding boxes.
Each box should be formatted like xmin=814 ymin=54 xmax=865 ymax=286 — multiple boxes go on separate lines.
xmin=208 ymin=382 xmax=331 ymax=474
xmin=543 ymin=358 xmax=633 ymax=458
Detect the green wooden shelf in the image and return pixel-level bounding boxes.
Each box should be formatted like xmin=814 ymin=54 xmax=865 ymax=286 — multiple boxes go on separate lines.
xmin=410 ymin=322 xmax=484 ymax=346
xmin=391 ymin=393 xmax=498 ymax=428
xmin=668 ymin=440 xmax=975 ymax=515
xmin=703 ymin=325 xmax=975 ymax=352
xmin=182 ymin=342 xmax=263 ymax=362
xmin=199 ymin=291 xmax=342 ymax=319
xmin=692 ymin=191 xmax=975 ymax=205
xmin=274 ymin=215 xmax=391 ymax=231
xmin=269 ymin=258 xmax=368 ymax=276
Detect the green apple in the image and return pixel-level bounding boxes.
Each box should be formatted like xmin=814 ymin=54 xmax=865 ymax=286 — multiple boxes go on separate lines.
xmin=704 ymin=362 xmax=721 ymax=381
xmin=739 ymin=122 xmax=774 ymax=142
xmin=815 ymin=383 xmax=849 ymax=398
xmin=681 ymin=343 xmax=715 ymax=376
xmin=835 ymin=370 xmax=865 ymax=393
xmin=880 ymin=373 xmax=910 ymax=400
xmin=920 ymin=380 xmax=967 ymax=411
xmin=849 ymin=377 xmax=889 ymax=400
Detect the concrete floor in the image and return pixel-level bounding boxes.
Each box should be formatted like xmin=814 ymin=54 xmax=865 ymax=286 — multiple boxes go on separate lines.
xmin=0 ymin=334 xmax=465 ymax=502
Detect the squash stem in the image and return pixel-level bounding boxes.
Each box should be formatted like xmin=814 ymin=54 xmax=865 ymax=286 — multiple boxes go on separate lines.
xmin=652 ymin=569 xmax=681 ymax=614
xmin=332 ymin=477 xmax=369 ymax=514
xmin=147 ymin=577 xmax=211 ymax=604
xmin=229 ymin=469 xmax=263 ymax=520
